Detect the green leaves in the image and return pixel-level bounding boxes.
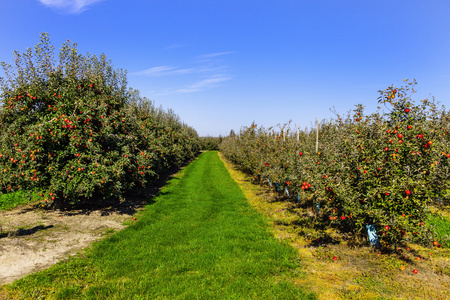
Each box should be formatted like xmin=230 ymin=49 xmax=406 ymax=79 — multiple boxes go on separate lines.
xmin=221 ymin=81 xmax=449 ymax=248
xmin=0 ymin=33 xmax=200 ymax=208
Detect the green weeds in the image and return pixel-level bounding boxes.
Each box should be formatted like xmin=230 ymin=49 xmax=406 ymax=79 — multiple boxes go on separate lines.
xmin=428 ymin=213 xmax=450 ymax=248
xmin=0 ymin=190 xmax=41 ymax=211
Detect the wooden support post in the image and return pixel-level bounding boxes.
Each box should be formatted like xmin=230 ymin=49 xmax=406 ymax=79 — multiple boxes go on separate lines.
xmin=315 ymin=118 xmax=319 ymax=153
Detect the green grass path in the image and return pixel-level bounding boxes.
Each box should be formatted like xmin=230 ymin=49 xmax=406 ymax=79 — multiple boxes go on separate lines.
xmin=4 ymin=151 xmax=315 ymax=300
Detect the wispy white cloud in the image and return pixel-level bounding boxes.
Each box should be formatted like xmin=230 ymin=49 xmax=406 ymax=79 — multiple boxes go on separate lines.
xmin=160 ymin=75 xmax=231 ymax=95
xmin=199 ymin=52 xmax=234 ymax=59
xmin=130 ymin=66 xmax=179 ymax=76
xmin=38 ymin=0 xmax=103 ymax=14
xmin=197 ymin=51 xmax=234 ymax=63
xmin=132 ymin=51 xmax=233 ymax=94
xmin=130 ymin=65 xmax=223 ymax=77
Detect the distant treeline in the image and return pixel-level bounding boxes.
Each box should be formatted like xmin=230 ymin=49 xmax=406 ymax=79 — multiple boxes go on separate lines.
xmin=199 ymin=136 xmax=223 ymax=151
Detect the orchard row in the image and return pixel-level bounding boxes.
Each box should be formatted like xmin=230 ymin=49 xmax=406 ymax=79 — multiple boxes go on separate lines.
xmin=220 ymin=80 xmax=450 ymax=248
xmin=0 ymin=33 xmax=200 ymax=208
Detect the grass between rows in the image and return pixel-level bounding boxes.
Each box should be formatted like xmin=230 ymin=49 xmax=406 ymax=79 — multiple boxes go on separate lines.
xmin=2 ymin=151 xmax=315 ymax=300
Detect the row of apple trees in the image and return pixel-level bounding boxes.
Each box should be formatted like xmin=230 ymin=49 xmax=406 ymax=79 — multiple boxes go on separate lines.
xmin=220 ymin=80 xmax=450 ymax=248
xmin=0 ymin=33 xmax=200 ymax=208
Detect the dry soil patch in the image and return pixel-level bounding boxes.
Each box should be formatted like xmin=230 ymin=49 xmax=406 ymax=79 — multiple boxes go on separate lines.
xmin=0 ymin=204 xmax=138 ymax=285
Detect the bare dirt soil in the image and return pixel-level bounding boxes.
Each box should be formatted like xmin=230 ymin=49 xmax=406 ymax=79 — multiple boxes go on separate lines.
xmin=0 ymin=202 xmax=141 ymax=286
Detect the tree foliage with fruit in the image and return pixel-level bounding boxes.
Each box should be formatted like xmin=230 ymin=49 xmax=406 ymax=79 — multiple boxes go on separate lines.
xmin=220 ymin=80 xmax=450 ymax=248
xmin=0 ymin=33 xmax=200 ymax=208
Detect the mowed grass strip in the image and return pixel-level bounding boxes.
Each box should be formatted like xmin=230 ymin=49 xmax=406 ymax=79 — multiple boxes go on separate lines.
xmin=3 ymin=151 xmax=315 ymax=300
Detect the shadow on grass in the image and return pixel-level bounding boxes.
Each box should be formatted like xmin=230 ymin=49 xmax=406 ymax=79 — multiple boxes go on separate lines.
xmin=279 ymin=216 xmax=342 ymax=247
xmin=36 ymin=155 xmax=199 ymax=218
xmin=284 ymin=211 xmax=421 ymax=261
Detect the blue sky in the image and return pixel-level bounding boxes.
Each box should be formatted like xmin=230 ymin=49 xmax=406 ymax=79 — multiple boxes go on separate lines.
xmin=1 ymin=0 xmax=450 ymax=136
